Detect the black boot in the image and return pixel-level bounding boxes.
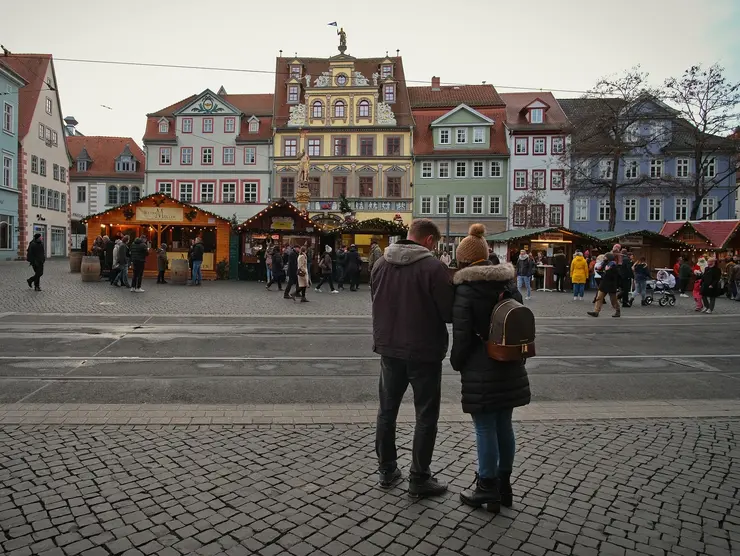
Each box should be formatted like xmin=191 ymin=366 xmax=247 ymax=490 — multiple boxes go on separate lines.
xmin=499 ymin=471 xmax=513 ymax=508
xmin=459 ymin=474 xmax=500 ymax=513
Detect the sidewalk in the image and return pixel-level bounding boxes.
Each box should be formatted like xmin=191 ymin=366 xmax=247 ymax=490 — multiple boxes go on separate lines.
xmin=1 ymin=407 xmax=739 ymax=556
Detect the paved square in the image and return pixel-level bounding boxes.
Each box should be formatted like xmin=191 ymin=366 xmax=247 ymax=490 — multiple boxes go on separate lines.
xmin=1 ymin=419 xmax=738 ymax=555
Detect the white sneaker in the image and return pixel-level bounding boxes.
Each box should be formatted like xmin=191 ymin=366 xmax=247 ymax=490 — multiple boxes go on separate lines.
xmin=706 ymin=309 xmax=712 ymax=314
xmin=315 ymin=288 xmax=322 ymax=293
xmin=526 ymin=296 xmax=532 ymax=300
xmin=331 ymin=290 xmax=339 ymax=294
xmin=680 ymin=293 xmax=689 ymax=298
xmin=574 ymin=296 xmax=578 ymax=301
xmin=136 ymin=288 xmax=145 ymax=293
xmin=701 ymin=308 xmax=708 ymax=313
xmin=130 ymin=287 xmax=135 ymax=292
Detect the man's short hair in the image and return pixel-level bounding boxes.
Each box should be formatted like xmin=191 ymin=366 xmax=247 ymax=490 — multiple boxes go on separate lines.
xmin=408 ymin=219 xmax=441 ymax=242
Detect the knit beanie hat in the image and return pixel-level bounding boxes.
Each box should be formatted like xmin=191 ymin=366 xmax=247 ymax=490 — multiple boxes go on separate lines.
xmin=456 ymin=224 xmax=489 ymax=264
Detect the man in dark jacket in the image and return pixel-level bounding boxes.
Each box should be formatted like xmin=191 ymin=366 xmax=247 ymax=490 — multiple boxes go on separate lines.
xmin=265 ymin=246 xmax=285 ymax=291
xmin=129 ymin=236 xmax=149 ymax=292
xmin=104 ymin=235 xmax=116 ymax=282
xmin=344 ymin=244 xmax=362 ymax=291
xmin=515 ymin=250 xmax=535 ymax=300
xmin=619 ymin=250 xmax=634 ymax=308
xmin=284 ymin=245 xmax=300 ymax=299
xmin=335 ymin=245 xmax=346 ymax=290
xmin=371 ymin=219 xmax=454 ymax=498
xmin=26 ymin=233 xmax=46 ymax=291
xmin=552 ymin=250 xmax=567 ymax=292
xmin=678 ymin=259 xmax=693 ymax=297
xmin=588 ymin=253 xmax=620 ymax=317
xmin=191 ymin=238 xmax=205 ymax=286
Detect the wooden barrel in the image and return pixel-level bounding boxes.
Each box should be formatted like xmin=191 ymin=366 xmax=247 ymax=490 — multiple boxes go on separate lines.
xmin=69 ymin=251 xmax=83 ymax=273
xmin=80 ymin=256 xmax=101 ymax=282
xmin=170 ymin=258 xmax=189 ymax=285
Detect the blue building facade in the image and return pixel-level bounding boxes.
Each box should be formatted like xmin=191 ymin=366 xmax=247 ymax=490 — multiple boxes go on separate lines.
xmin=0 ymin=63 xmax=26 ymax=260
xmin=561 ymin=97 xmax=737 ymax=234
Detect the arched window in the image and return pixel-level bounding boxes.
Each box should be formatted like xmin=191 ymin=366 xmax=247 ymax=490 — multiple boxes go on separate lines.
xmin=334 ymin=100 xmax=345 ymax=118
xmin=107 ymin=185 xmax=118 ymax=205
xmin=131 ymin=186 xmax=141 ymax=202
xmin=119 ymin=186 xmax=130 ymax=205
xmin=358 ymin=100 xmax=370 ymax=118
xmin=312 ymin=101 xmax=323 ymax=119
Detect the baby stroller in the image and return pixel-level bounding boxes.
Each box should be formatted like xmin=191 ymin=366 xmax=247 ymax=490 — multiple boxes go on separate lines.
xmin=645 ymin=270 xmax=676 ymax=307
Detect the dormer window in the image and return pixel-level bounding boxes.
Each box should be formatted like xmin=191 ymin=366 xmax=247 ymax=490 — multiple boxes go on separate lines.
xmin=530 ymin=108 xmax=543 ymax=123
xmin=116 ymin=156 xmax=136 ymax=173
xmin=288 ymin=85 xmax=300 ymax=103
xmin=381 ymin=64 xmax=393 ymax=78
xmin=77 ymin=160 xmax=88 ymax=172
xmin=383 ymin=84 xmax=395 ymax=103
xmin=158 ymin=119 xmax=169 ymax=133
xmin=290 ymin=65 xmax=301 ymax=79
xmin=248 ymin=117 xmax=259 ymax=133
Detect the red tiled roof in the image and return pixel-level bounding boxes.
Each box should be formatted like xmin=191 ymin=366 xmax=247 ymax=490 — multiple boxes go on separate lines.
xmin=412 ymin=108 xmax=508 ymax=156
xmin=236 ymin=116 xmax=272 ymax=143
xmin=0 ymin=54 xmax=52 ymax=139
xmin=66 ymin=136 xmax=145 ymax=180
xmin=143 ymin=93 xmax=274 ymax=142
xmin=408 ymin=84 xmax=504 ymax=108
xmin=499 ymin=92 xmax=570 ymax=132
xmin=272 ymin=56 xmax=414 ymax=128
xmin=660 ymin=220 xmax=740 ymax=249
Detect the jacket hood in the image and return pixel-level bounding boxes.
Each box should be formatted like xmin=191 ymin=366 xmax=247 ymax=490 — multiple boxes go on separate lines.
xmin=383 ymin=241 xmax=433 ymax=266
xmin=133 ymin=238 xmax=142 ymax=244
xmin=453 ymin=262 xmax=515 ymax=285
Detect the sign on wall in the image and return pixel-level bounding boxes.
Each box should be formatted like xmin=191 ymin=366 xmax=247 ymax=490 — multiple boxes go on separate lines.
xmin=135 ymin=207 xmax=183 ymax=222
xmin=271 ymin=216 xmax=295 ymax=230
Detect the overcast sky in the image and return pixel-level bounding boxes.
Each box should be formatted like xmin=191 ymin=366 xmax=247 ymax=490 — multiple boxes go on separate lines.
xmin=3 ymin=0 xmax=738 ymax=146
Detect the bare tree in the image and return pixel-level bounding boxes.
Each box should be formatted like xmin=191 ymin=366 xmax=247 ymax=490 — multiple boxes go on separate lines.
xmin=560 ymin=67 xmax=671 ymax=231
xmin=663 ymin=64 xmax=740 ymax=220
xmin=510 ymin=179 xmax=549 ymax=228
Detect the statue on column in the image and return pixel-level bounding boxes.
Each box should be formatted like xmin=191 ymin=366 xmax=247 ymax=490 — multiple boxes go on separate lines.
xmin=338 ymin=27 xmax=347 ymax=54
xmin=298 ymin=150 xmax=310 ymax=182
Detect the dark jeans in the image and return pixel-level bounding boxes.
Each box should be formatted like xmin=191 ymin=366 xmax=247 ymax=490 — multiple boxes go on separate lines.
xmin=554 ymin=274 xmax=565 ymax=292
xmin=296 ymin=286 xmax=307 ymax=299
xmin=702 ymin=296 xmax=716 ymax=311
xmin=348 ymin=270 xmax=360 ymax=291
xmin=98 ymin=255 xmax=105 ymax=276
xmin=316 ymin=274 xmax=335 ymax=291
xmin=679 ymin=278 xmax=689 ymax=294
xmin=132 ymin=260 xmax=145 ymax=289
xmin=376 ymin=356 xmax=442 ymax=483
xmin=29 ymin=263 xmax=43 ymax=289
xmin=622 ymin=279 xmax=632 ymax=306
xmin=266 ymin=276 xmax=284 ymax=290
xmin=157 ymin=270 xmax=166 ymax=283
xmin=471 ymin=409 xmax=515 ymax=479
xmin=284 ymin=276 xmax=298 ymax=296
xmin=336 ymin=267 xmax=345 ymax=289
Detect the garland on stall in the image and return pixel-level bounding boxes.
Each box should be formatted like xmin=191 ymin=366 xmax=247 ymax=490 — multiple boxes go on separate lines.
xmin=80 ymin=192 xmax=230 ymax=224
xmin=330 ymin=218 xmax=408 ymax=236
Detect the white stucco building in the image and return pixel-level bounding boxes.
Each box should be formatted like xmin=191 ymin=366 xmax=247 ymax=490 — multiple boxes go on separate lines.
xmin=2 ymin=54 xmax=71 ymax=257
xmin=143 ymin=88 xmax=273 ymax=222
xmin=500 ymin=92 xmax=571 ymax=228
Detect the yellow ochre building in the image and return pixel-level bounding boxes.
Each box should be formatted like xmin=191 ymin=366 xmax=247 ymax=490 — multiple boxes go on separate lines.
xmin=271 ymin=32 xmax=413 ymax=229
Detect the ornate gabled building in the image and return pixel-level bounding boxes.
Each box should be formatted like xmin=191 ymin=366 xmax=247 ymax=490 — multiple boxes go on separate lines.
xmin=272 ymin=35 xmax=414 ymax=228
xmin=142 ymin=89 xmax=273 ymax=222
xmin=409 ymin=79 xmax=509 ymax=247
xmin=66 ymin=123 xmax=145 ymax=246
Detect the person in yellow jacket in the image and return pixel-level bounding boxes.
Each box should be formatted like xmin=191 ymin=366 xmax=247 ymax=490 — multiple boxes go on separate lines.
xmin=570 ymin=250 xmax=589 ymax=301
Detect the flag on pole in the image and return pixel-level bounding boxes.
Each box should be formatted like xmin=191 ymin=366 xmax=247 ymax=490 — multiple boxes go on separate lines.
xmin=327 ymin=22 xmax=337 ymax=26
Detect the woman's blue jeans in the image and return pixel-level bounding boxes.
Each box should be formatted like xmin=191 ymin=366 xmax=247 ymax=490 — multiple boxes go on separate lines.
xmin=471 ymin=409 xmax=515 ymax=479
xmin=573 ymin=283 xmax=585 ymax=298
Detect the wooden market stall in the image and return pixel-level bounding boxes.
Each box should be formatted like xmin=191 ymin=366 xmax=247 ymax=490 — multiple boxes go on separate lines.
xmin=325 ymin=218 xmax=409 ymax=283
xmin=82 ymin=193 xmax=232 ymax=280
xmin=660 ymin=220 xmax=740 ymax=260
xmin=589 ymin=230 xmax=690 ymax=272
xmin=236 ymin=198 xmax=324 ymax=281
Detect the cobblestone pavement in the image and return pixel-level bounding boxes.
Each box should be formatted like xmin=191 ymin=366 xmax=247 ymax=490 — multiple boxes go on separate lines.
xmin=3 ymin=259 xmax=740 ymax=316
xmin=1 ymin=420 xmax=739 ymax=556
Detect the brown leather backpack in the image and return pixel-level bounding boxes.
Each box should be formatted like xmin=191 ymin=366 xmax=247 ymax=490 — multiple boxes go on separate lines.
xmin=486 ymin=297 xmax=536 ymax=361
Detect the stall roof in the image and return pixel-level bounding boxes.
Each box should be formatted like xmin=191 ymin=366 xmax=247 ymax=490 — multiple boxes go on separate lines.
xmin=589 ymin=229 xmax=692 ymax=249
xmin=329 ymin=218 xmax=409 ymax=236
xmin=237 ymin=198 xmax=323 ymax=232
xmin=660 ymin=220 xmax=740 ymax=250
xmin=486 ymin=226 xmax=602 ymax=244
xmin=81 ymin=192 xmax=232 ymax=224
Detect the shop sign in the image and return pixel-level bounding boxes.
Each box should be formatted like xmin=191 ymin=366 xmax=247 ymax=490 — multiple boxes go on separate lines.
xmin=135 ymin=207 xmax=183 ymax=222
xmin=619 ymin=234 xmax=644 ymax=245
xmin=271 ymin=216 xmax=294 ymax=230
xmin=538 ymin=232 xmax=563 ymax=241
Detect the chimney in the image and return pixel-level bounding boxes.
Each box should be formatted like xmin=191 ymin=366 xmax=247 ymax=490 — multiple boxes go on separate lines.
xmin=64 ymin=116 xmax=78 ymax=137
xmin=431 ymin=76 xmax=441 ymax=91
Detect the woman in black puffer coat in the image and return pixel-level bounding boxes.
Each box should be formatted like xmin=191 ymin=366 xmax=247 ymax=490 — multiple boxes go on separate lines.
xmin=451 ymin=224 xmax=531 ymax=513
